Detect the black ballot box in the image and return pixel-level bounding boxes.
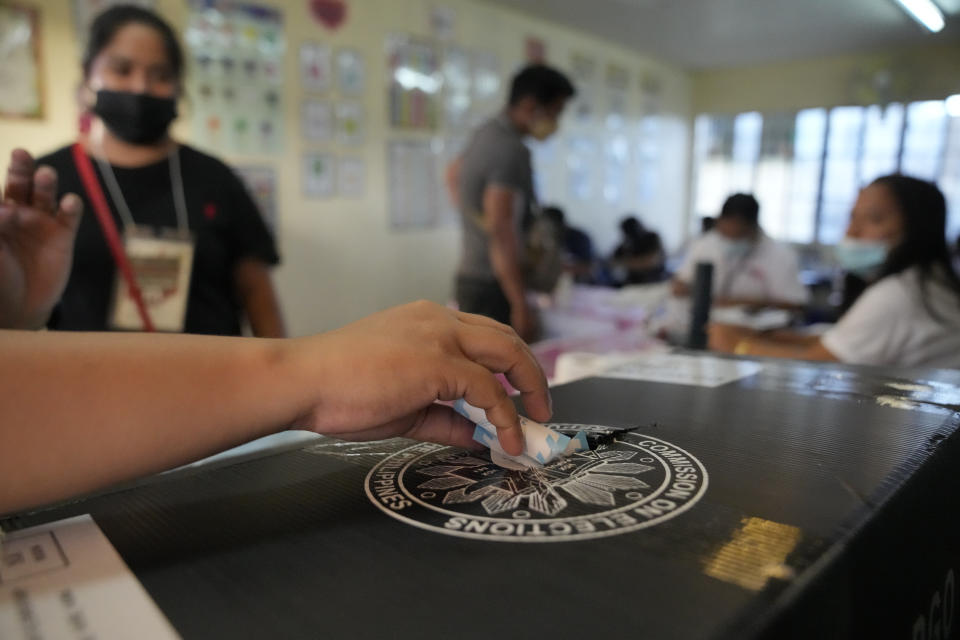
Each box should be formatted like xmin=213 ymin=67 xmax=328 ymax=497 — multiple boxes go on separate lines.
xmin=6 ymin=353 xmax=960 ymax=640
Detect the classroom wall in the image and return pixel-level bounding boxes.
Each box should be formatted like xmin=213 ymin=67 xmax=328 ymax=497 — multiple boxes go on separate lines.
xmin=0 ymin=0 xmax=692 ymax=337
xmin=692 ymin=41 xmax=960 ymax=115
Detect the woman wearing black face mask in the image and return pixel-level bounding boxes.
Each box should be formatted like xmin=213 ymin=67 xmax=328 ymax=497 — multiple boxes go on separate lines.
xmin=35 ymin=5 xmax=285 ymax=337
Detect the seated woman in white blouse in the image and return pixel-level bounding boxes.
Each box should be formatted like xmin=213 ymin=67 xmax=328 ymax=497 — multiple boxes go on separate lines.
xmin=710 ymin=175 xmax=960 ymax=370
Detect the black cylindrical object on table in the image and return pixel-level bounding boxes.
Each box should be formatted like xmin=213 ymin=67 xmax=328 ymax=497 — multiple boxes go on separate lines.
xmin=687 ymin=261 xmax=714 ymax=350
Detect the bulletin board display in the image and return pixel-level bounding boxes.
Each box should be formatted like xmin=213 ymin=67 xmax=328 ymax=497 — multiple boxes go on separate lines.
xmin=0 ymin=4 xmax=44 ymax=119
xmin=184 ymin=0 xmax=286 ymax=155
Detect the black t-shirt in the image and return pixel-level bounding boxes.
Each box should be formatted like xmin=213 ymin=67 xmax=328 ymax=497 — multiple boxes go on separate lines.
xmin=38 ymin=144 xmax=279 ymax=335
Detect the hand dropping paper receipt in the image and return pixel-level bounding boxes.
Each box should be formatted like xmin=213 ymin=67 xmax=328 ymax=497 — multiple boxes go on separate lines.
xmin=453 ymin=399 xmax=589 ymax=470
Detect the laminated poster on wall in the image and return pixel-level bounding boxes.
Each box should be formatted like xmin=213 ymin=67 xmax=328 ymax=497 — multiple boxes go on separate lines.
xmin=336 ymin=48 xmax=366 ymax=95
xmin=0 ymin=4 xmax=43 ymax=118
xmin=300 ymin=42 xmax=333 ymax=93
xmin=605 ymin=63 xmax=630 ymax=130
xmin=185 ymin=1 xmax=286 ymax=155
xmin=337 ymin=156 xmax=365 ymax=198
xmin=442 ymin=45 xmax=472 ymax=129
xmin=303 ymin=152 xmax=336 ymax=198
xmin=302 ymin=99 xmax=334 ymax=143
xmin=235 ymin=165 xmax=278 ymax=231
xmin=335 ymin=101 xmax=365 ymax=146
xmin=470 ymin=49 xmax=502 ymax=126
xmin=388 ymin=140 xmax=440 ymax=229
xmin=569 ymin=52 xmax=598 ymax=125
xmin=639 ymin=71 xmax=663 ymax=115
xmin=429 ymin=4 xmax=456 ymax=42
xmin=386 ymin=34 xmax=441 ymax=130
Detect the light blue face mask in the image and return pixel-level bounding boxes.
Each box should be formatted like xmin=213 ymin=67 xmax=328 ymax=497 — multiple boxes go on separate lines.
xmin=835 ymin=239 xmax=889 ymax=276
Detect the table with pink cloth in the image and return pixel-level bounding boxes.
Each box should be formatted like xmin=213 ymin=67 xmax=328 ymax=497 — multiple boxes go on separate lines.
xmin=528 ymin=282 xmax=670 ymax=383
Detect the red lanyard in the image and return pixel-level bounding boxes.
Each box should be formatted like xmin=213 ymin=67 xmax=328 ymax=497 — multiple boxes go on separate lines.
xmin=71 ymin=143 xmax=155 ymax=332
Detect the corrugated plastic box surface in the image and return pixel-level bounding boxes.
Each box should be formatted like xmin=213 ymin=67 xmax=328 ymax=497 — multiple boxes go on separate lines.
xmin=7 ymin=356 xmax=960 ymax=640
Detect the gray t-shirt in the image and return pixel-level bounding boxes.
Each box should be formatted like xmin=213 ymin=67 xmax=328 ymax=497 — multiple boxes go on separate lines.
xmin=456 ymin=113 xmax=536 ymax=280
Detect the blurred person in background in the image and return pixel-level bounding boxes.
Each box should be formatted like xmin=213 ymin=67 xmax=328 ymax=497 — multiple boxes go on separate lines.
xmin=543 ymin=205 xmax=596 ymax=284
xmin=673 ymin=193 xmax=808 ymax=310
xmin=446 ymin=64 xmax=576 ymax=341
xmin=609 ymin=215 xmax=667 ymax=286
xmin=711 ymin=176 xmax=960 ymax=369
xmin=36 ymin=5 xmax=284 ymax=336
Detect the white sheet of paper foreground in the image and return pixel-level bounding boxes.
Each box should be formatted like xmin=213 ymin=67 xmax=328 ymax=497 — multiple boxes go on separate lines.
xmin=0 ymin=515 xmax=179 ymax=640
xmin=453 ymin=399 xmax=589 ymax=470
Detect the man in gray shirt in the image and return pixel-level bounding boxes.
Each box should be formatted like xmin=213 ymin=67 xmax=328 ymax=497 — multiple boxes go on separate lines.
xmin=446 ymin=65 xmax=575 ymax=341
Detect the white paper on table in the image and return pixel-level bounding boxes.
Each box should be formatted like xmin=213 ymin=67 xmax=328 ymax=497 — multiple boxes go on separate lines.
xmin=0 ymin=515 xmax=179 ymax=640
xmin=453 ymin=399 xmax=588 ymax=470
xmin=599 ymin=353 xmax=762 ymax=388
xmin=710 ymin=306 xmax=792 ymax=331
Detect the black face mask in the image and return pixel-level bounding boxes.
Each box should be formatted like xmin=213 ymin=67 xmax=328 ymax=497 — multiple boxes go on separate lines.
xmin=92 ymin=90 xmax=177 ymax=145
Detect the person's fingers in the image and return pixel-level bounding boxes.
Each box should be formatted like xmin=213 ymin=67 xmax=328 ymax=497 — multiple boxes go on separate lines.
xmin=456 ymin=323 xmax=552 ymax=423
xmin=30 ymin=166 xmax=58 ymax=214
xmin=4 ymin=149 xmax=35 ymax=205
xmin=0 ymin=199 xmax=18 ymax=230
xmin=57 ymin=193 xmax=84 ymax=232
xmin=445 ymin=360 xmax=524 ymax=456
xmin=455 ymin=310 xmax=516 ymax=335
xmin=404 ymin=404 xmax=482 ymax=450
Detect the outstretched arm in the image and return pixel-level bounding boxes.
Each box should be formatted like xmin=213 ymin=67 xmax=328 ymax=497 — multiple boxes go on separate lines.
xmin=709 ymin=323 xmax=837 ymax=361
xmin=0 ymin=301 xmax=551 ymax=514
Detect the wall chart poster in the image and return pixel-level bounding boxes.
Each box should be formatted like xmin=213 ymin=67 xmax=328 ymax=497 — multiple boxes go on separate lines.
xmin=605 ymin=62 xmax=630 ymax=130
xmin=386 ymin=35 xmax=441 ymax=130
xmin=299 ymin=42 xmax=332 ymax=93
xmin=335 ymin=101 xmax=365 ymax=146
xmin=470 ymin=49 xmax=501 ymax=126
xmin=569 ymin=52 xmax=598 ymax=125
xmin=303 ymin=152 xmax=335 ymax=198
xmin=0 ymin=4 xmax=43 ymax=118
xmin=429 ymin=4 xmax=456 ymax=42
xmin=302 ymin=99 xmax=334 ymax=143
xmin=185 ymin=0 xmax=286 ymax=155
xmin=442 ymin=45 xmax=472 ymax=129
xmin=337 ymin=156 xmax=365 ymax=198
xmin=336 ymin=48 xmax=365 ymax=95
xmin=388 ymin=140 xmax=440 ymax=229
xmin=235 ymin=165 xmax=278 ymax=231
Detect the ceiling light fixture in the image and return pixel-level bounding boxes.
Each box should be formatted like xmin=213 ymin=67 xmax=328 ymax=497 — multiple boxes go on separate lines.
xmin=894 ymin=0 xmax=946 ymax=32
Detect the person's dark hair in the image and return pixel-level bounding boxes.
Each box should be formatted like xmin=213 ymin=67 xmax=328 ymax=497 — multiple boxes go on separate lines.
xmin=82 ymin=5 xmax=184 ymax=82
xmin=508 ymin=65 xmax=576 ymax=107
xmin=543 ymin=206 xmax=566 ymax=226
xmin=868 ymin=175 xmax=960 ymax=320
xmin=700 ymin=216 xmax=716 ymax=234
xmin=621 ymin=216 xmax=647 ymax=238
xmin=719 ymin=193 xmax=759 ymax=227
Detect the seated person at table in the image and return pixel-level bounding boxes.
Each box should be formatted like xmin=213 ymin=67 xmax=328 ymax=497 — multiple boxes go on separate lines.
xmin=543 ymin=205 xmax=596 ymax=283
xmin=710 ymin=175 xmax=960 ymax=369
xmin=0 ymin=149 xmax=549 ymax=515
xmin=609 ymin=215 xmax=666 ymax=285
xmin=673 ymin=194 xmax=808 ymax=309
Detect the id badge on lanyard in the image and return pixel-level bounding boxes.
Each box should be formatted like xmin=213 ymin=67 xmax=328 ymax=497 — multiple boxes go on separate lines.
xmin=109 ymin=227 xmax=194 ymax=332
